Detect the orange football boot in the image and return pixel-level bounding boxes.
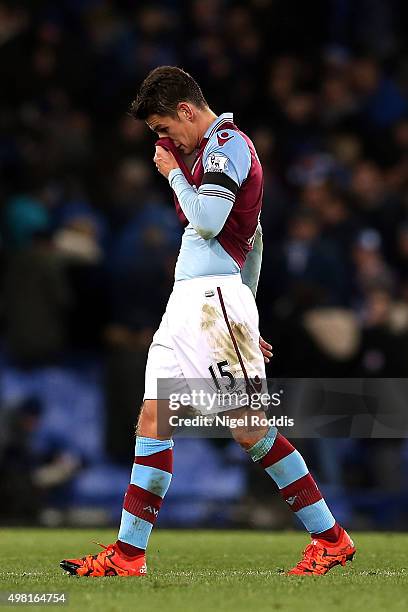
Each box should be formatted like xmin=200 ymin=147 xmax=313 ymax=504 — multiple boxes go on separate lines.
xmin=60 ymin=542 xmax=147 ymax=577
xmin=287 ymin=528 xmax=356 ymax=575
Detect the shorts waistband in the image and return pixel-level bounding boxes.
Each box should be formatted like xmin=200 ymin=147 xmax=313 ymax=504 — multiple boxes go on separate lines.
xmin=173 ymin=274 xmax=242 ymax=292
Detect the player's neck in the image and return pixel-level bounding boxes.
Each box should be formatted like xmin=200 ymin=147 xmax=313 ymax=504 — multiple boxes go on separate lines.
xmin=196 ymin=108 xmax=218 ymax=145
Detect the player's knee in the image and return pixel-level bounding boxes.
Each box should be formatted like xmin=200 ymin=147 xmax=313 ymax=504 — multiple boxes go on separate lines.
xmin=136 ymin=399 xmax=173 ymax=439
xmin=233 ymin=432 xmax=259 ymax=450
xmin=230 ymin=415 xmax=269 ymax=450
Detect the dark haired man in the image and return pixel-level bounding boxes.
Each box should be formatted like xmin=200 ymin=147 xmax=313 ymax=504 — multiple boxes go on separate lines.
xmin=61 ymin=66 xmax=355 ymax=577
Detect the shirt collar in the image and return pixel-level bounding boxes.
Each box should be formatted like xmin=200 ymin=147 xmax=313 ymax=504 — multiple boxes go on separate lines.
xmin=203 ymin=112 xmax=234 ymax=140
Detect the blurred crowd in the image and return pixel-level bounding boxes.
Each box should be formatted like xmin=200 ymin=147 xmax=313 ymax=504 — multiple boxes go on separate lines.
xmin=1 ymin=0 xmax=408 ymax=526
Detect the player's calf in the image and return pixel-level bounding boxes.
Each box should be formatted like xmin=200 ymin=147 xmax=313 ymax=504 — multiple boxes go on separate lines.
xmin=60 ymin=400 xmax=174 ymax=577
xmin=231 ymin=414 xmax=356 ymax=575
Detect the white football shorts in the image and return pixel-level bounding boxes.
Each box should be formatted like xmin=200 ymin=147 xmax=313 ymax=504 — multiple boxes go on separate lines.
xmin=144 ymin=274 xmax=266 ymax=415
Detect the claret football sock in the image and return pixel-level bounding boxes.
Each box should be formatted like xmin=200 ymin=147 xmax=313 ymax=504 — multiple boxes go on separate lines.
xmin=116 ymin=436 xmax=174 ymax=556
xmin=115 ymin=540 xmax=144 ymax=559
xmin=247 ymin=428 xmax=340 ymax=538
xmin=311 ymin=522 xmax=342 ymax=544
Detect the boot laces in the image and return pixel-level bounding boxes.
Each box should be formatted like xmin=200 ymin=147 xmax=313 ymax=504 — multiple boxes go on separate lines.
xmin=295 ymin=541 xmax=324 ymax=571
xmin=81 ymin=542 xmax=114 ymax=570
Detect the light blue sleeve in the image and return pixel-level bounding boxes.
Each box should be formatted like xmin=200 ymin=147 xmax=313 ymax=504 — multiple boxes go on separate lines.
xmin=241 ymin=222 xmax=263 ymax=297
xmin=168 ymin=169 xmax=233 ymax=240
xmin=201 ymin=130 xmax=251 ymax=188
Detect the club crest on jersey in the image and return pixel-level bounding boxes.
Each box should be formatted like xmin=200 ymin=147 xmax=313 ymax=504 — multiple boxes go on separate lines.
xmin=205 ymin=153 xmax=229 ymax=173
xmin=217 ymin=131 xmax=234 ymax=146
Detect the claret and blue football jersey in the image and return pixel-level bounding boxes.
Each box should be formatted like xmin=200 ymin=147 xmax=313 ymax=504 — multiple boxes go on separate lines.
xmin=166 ymin=112 xmax=263 ymax=281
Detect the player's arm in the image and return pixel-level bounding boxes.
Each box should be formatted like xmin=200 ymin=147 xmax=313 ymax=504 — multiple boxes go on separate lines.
xmin=167 ymin=168 xmax=234 ymax=239
xmin=241 ymin=222 xmax=263 ymax=298
xmin=240 ymin=222 xmax=272 ymax=362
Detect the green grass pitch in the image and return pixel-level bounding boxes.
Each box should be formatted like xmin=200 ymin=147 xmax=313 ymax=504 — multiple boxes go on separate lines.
xmin=0 ymin=529 xmax=407 ymax=612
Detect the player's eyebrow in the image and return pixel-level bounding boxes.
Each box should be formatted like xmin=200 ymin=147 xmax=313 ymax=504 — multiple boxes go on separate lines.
xmin=148 ymin=122 xmax=166 ymax=133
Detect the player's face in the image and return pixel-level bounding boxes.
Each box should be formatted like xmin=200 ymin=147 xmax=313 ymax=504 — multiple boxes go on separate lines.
xmin=147 ymin=109 xmax=198 ymax=155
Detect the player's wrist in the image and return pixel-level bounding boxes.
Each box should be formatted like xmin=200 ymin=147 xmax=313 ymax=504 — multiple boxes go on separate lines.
xmin=168 ymin=167 xmax=183 ymax=185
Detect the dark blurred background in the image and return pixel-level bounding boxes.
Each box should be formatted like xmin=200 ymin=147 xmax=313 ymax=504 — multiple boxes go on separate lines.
xmin=1 ymin=0 xmax=408 ymax=530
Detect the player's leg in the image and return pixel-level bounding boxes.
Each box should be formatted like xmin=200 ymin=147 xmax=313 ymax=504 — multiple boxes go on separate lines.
xmin=60 ymin=399 xmax=175 ymax=577
xmin=60 ymin=309 xmax=181 ymax=577
xmin=115 ymin=399 xmax=174 ymax=559
xmin=229 ymin=410 xmax=356 ymax=575
xmin=230 ymin=414 xmax=339 ymax=538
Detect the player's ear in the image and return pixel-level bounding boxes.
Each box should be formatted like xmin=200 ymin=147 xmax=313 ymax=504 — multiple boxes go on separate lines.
xmin=177 ymin=102 xmax=194 ymax=122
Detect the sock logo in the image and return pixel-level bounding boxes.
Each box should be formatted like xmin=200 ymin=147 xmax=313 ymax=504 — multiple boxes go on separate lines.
xmin=143 ymin=505 xmax=159 ymax=517
xmin=286 ymin=496 xmax=297 ymax=506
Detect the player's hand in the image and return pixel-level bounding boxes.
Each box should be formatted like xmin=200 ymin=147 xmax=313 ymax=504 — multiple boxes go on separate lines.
xmin=154 ymin=145 xmax=179 ymax=178
xmin=259 ymin=336 xmax=273 ymax=363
